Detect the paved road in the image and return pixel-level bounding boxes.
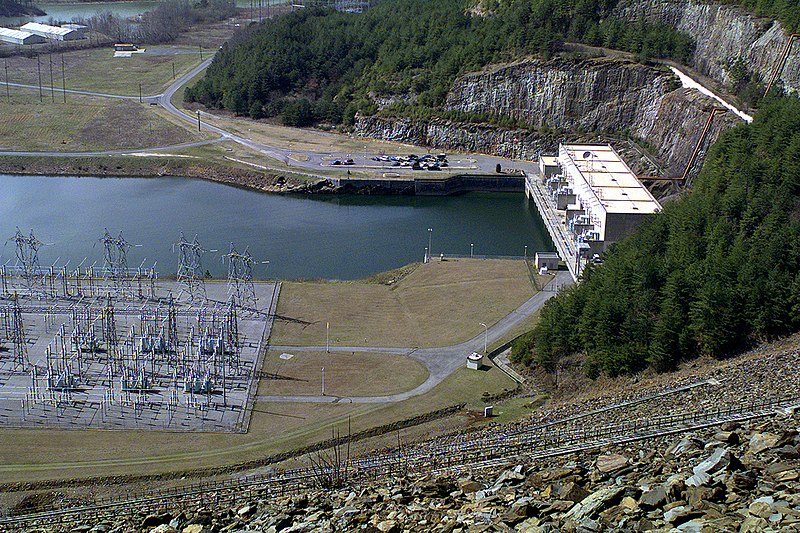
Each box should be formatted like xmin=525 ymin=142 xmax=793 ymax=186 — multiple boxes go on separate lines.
xmin=258 ymin=270 xmax=573 ymax=404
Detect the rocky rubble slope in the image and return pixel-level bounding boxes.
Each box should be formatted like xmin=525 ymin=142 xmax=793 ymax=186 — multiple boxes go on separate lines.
xmin=22 ymin=336 xmax=800 ymax=533
xmin=53 ymin=415 xmax=800 ymax=532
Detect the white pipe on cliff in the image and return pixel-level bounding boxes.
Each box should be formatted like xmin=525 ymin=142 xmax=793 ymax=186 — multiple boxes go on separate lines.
xmin=669 ymin=66 xmax=754 ymax=123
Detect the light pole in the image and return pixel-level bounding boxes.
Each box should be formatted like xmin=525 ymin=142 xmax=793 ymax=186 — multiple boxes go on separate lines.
xmin=322 ymin=367 xmax=325 ymax=395
xmin=196 ymin=110 xmax=201 ymax=133
xmin=424 ymin=247 xmax=428 ymax=263
xmin=427 ymin=228 xmax=433 ymax=259
xmin=470 ymin=243 xmax=474 ymax=258
xmin=480 ymin=322 xmax=488 ymax=354
xmin=524 ymin=245 xmax=528 ymax=260
xmin=326 ymin=322 xmax=330 ymax=353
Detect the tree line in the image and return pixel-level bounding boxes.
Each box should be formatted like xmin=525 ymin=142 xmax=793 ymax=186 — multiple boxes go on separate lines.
xmin=516 ymin=95 xmax=800 ymax=377
xmin=184 ymin=0 xmax=695 ymax=126
xmin=81 ymin=0 xmax=235 ymax=45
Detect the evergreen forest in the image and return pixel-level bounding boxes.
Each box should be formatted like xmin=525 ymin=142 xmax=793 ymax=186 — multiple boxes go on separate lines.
xmin=185 ymin=0 xmax=695 ymax=125
xmin=517 ymin=96 xmax=800 ymax=376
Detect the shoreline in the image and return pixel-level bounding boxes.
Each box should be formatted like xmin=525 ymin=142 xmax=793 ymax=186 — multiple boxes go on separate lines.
xmin=0 ymin=154 xmax=528 ymax=196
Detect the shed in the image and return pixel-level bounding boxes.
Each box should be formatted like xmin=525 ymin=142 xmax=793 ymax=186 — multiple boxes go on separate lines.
xmin=21 ymin=22 xmax=82 ymax=41
xmin=61 ymin=24 xmax=88 ymax=38
xmin=467 ymin=351 xmax=486 ymax=370
xmin=0 ymin=28 xmax=47 ymax=45
xmin=534 ymin=251 xmax=560 ymax=272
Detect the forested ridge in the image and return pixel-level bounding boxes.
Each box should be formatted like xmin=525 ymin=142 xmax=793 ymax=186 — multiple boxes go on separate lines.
xmin=721 ymin=0 xmax=800 ymax=32
xmin=515 ymin=96 xmax=800 ymax=377
xmin=0 ymin=0 xmax=44 ymax=17
xmin=185 ymin=0 xmax=695 ymax=126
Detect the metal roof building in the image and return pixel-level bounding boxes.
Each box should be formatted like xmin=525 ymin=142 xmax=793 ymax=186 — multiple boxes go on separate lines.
xmin=0 ymin=27 xmax=47 ymax=45
xmin=20 ymin=22 xmax=83 ymax=41
xmin=557 ymin=143 xmax=661 ymax=251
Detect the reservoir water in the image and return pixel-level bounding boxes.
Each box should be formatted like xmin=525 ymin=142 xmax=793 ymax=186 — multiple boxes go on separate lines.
xmin=1 ymin=0 xmax=279 ymax=26
xmin=0 ymin=174 xmax=553 ymax=280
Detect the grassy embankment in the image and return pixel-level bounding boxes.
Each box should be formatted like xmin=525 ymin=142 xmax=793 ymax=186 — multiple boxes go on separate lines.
xmin=0 ymin=259 xmax=537 ymax=483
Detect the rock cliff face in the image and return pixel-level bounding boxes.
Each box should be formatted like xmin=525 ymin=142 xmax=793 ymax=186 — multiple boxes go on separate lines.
xmin=356 ymin=57 xmax=740 ymax=178
xmin=445 ymin=57 xmax=674 ymax=133
xmin=614 ymin=0 xmax=799 ymax=94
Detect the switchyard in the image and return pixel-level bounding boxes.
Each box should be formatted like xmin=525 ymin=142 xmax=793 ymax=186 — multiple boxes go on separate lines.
xmin=0 ymin=229 xmax=278 ymax=433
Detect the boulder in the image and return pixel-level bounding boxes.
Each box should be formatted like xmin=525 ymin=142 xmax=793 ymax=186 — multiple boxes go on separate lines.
xmin=151 ymin=526 xmax=177 ymax=533
xmin=563 ymin=486 xmax=624 ymax=522
xmin=458 ymin=479 xmax=484 ymax=494
xmin=595 ymin=454 xmax=628 ymax=474
xmin=748 ymin=432 xmax=780 ymax=455
xmin=639 ymin=486 xmax=667 ymax=509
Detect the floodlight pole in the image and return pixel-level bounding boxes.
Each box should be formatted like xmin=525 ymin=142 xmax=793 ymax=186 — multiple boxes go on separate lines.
xmin=480 ymin=322 xmax=488 ymax=354
xmin=470 ymin=243 xmax=474 ymax=258
xmin=322 ymin=367 xmax=325 ymax=395
xmin=427 ymin=228 xmax=433 ymax=258
xmin=326 ymin=322 xmax=330 ymax=353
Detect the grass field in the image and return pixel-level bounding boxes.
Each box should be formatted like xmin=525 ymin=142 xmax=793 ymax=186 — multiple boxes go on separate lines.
xmin=271 ymin=258 xmax=537 ymax=348
xmin=0 ymin=362 xmax=514 ymax=482
xmin=259 ymin=349 xmax=428 ymax=397
xmin=3 ymin=47 xmax=203 ymax=96
xmin=0 ymin=92 xmax=200 ymax=152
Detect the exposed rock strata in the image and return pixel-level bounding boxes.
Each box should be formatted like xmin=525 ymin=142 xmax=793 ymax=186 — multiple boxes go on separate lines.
xmin=356 ymin=57 xmax=740 ymax=178
xmin=614 ymin=0 xmax=800 ymax=94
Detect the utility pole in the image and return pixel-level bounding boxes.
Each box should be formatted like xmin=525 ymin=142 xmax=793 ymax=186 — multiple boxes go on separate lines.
xmin=4 ymin=60 xmax=9 ymax=104
xmin=196 ymin=110 xmax=201 ymax=132
xmin=139 ymin=82 xmax=142 ymax=103
xmin=61 ymin=53 xmax=66 ymax=103
xmin=36 ymin=54 xmax=42 ymax=103
xmin=199 ymin=45 xmax=203 ymax=61
xmin=172 ymin=62 xmax=175 ymax=80
xmin=48 ymin=54 xmax=54 ymax=103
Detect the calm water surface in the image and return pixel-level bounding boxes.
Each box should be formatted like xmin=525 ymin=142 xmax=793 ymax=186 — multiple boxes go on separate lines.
xmin=1 ymin=0 xmax=277 ymax=26
xmin=0 ymin=174 xmax=553 ymax=280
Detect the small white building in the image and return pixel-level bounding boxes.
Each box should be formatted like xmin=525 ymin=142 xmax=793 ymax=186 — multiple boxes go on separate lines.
xmin=534 ymin=251 xmax=559 ymax=272
xmin=20 ymin=22 xmax=83 ymax=41
xmin=467 ymin=351 xmax=487 ymax=370
xmin=0 ymin=27 xmax=47 ymax=45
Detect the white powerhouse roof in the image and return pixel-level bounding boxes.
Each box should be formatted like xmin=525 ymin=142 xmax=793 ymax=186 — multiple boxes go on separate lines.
xmin=560 ymin=144 xmax=661 ymax=215
xmin=21 ymin=22 xmax=76 ymax=37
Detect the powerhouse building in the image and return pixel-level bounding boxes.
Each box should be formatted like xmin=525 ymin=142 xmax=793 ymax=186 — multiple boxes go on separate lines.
xmin=542 ymin=143 xmax=661 ymax=258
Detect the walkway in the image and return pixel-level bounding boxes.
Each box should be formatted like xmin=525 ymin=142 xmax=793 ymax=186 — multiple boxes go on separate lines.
xmin=256 ymin=270 xmax=573 ymax=404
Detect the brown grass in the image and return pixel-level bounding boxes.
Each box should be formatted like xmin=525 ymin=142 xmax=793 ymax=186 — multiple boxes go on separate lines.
xmin=271 ymin=258 xmax=536 ymax=348
xmin=0 ymin=92 xmax=197 ymax=151
xmin=259 ymin=349 xmax=428 ymax=397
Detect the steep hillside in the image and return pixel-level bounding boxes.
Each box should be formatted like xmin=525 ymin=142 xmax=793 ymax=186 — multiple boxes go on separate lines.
xmin=356 ymin=57 xmax=740 ymax=177
xmin=0 ymin=0 xmax=44 ymax=17
xmin=185 ymin=0 xmax=695 ymax=125
xmin=615 ymin=0 xmax=799 ymax=100
xmin=522 ymin=95 xmax=800 ymax=376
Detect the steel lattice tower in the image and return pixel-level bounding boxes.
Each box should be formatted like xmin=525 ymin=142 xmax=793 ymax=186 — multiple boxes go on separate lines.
xmin=10 ymin=227 xmax=43 ymax=293
xmin=224 ymin=243 xmax=257 ymax=310
xmin=175 ymin=233 xmax=207 ymax=301
xmin=100 ymin=229 xmax=130 ymax=297
xmin=10 ymin=293 xmax=28 ymax=369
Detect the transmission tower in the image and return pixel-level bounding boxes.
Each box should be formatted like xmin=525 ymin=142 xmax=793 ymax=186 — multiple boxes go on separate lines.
xmin=10 ymin=227 xmax=43 ymax=294
xmin=103 ymin=296 xmax=118 ymax=372
xmin=10 ymin=294 xmax=28 ymax=369
xmin=174 ymin=233 xmax=207 ymax=301
xmin=100 ymin=229 xmax=130 ymax=297
xmin=224 ymin=243 xmax=257 ymax=310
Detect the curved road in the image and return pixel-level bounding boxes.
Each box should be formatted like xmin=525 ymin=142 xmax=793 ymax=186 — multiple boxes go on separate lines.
xmin=260 ymin=270 xmax=573 ymax=404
